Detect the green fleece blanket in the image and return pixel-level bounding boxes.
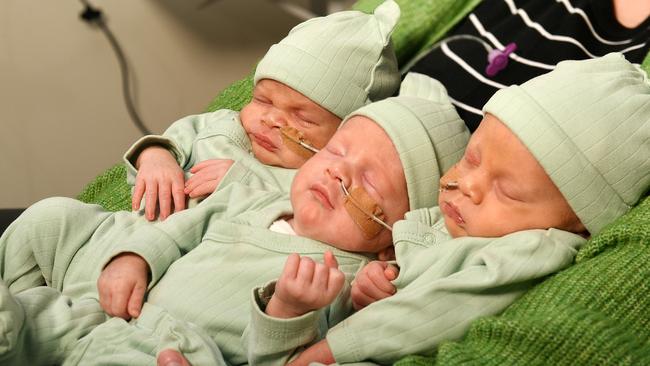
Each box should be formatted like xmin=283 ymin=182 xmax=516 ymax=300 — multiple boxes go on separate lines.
xmin=77 ymin=1 xmax=650 ymax=364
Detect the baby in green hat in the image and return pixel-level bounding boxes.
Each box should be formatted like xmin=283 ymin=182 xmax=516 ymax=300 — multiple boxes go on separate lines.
xmin=125 ymin=0 xmax=401 ymax=221
xmin=0 ymin=74 xmax=468 ymax=365
xmin=285 ymin=53 xmax=650 ymax=365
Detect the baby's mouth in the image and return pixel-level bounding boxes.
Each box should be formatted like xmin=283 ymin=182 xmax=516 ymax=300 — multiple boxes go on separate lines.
xmin=251 ymin=133 xmax=278 ymax=152
xmin=310 ymin=184 xmax=334 ymax=210
xmin=441 ymin=201 xmax=465 ymax=226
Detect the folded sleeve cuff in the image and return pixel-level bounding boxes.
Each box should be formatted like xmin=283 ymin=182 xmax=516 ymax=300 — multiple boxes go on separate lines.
xmin=326 ymin=323 xmax=363 ymax=363
xmin=102 ymin=226 xmax=181 ymax=289
xmin=122 ymin=135 xmax=185 ymax=185
xmin=249 ymin=282 xmax=322 ymax=350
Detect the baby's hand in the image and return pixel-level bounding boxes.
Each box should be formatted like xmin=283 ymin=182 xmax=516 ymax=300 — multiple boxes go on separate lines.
xmin=184 ymin=159 xmax=234 ymax=198
xmin=351 ymin=261 xmax=398 ymax=310
xmin=97 ymin=253 xmax=150 ymax=320
xmin=133 ymin=146 xmax=186 ymax=221
xmin=266 ymin=252 xmax=345 ymax=318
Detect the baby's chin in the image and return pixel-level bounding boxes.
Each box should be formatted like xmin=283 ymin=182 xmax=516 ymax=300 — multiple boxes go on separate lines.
xmin=444 ymin=219 xmax=467 ymax=238
xmin=254 ymin=148 xmax=305 ymax=169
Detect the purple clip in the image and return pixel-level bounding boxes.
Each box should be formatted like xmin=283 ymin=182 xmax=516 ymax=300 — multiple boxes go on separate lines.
xmin=485 ymin=42 xmax=517 ymax=77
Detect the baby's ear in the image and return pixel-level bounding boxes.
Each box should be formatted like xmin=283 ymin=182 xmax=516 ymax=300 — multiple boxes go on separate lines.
xmin=399 ymin=72 xmax=450 ymax=104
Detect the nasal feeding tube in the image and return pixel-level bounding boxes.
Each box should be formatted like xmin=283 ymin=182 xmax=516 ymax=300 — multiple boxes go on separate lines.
xmin=280 ymin=126 xmax=320 ymax=158
xmin=260 ymin=120 xmax=320 ymax=159
xmin=439 ymin=181 xmax=459 ymax=193
xmin=340 ymin=180 xmax=392 ymax=239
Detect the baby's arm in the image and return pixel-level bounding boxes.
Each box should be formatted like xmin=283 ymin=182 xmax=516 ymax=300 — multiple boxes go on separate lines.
xmin=266 ymin=252 xmax=345 ymax=318
xmin=350 ymin=260 xmax=399 ymax=310
xmin=99 ymin=183 xmax=284 ymax=319
xmin=244 ymin=251 xmax=352 ymax=366
xmin=125 ymin=111 xmax=237 ymax=220
xmin=285 ymin=261 xmax=398 ymax=366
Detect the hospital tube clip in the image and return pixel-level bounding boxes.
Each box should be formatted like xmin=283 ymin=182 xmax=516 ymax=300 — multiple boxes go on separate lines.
xmin=279 ymin=126 xmax=320 ymax=154
xmin=340 ymin=180 xmax=392 ymax=232
xmin=260 ymin=120 xmax=319 ymax=157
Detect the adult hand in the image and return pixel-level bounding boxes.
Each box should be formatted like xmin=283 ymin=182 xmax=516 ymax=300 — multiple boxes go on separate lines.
xmin=97 ymin=253 xmax=149 ymax=319
xmin=133 ymin=146 xmax=186 ymax=221
xmin=351 ymin=260 xmax=398 ymax=310
xmin=266 ymin=251 xmax=345 ymax=318
xmin=184 ymin=159 xmax=234 ymax=198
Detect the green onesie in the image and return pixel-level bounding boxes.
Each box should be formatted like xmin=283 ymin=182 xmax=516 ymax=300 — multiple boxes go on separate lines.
xmin=244 ymin=207 xmax=586 ymax=365
xmin=123 ymin=109 xmax=296 ymax=200
xmin=0 ymin=183 xmax=369 ymax=365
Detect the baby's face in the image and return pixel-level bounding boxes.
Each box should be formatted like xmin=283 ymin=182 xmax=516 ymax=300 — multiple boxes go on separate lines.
xmin=290 ymin=115 xmax=409 ymax=253
xmin=438 ymin=114 xmax=586 ymax=238
xmin=240 ymin=79 xmax=342 ymax=168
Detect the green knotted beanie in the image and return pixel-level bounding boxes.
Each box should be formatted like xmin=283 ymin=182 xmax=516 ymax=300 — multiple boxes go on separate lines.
xmin=345 ymin=72 xmax=470 ymax=211
xmin=254 ymin=0 xmax=401 ymax=119
xmin=484 ymin=53 xmax=650 ymax=236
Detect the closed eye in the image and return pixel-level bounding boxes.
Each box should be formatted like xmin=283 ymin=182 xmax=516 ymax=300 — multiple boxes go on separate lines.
xmin=295 ymin=112 xmax=317 ymax=127
xmin=363 ymin=174 xmax=384 ymax=202
xmin=297 ymin=118 xmax=317 ymax=127
xmin=325 ymin=145 xmax=343 ymax=156
xmin=254 ymin=96 xmax=271 ymax=105
xmin=496 ymin=182 xmax=522 ymax=202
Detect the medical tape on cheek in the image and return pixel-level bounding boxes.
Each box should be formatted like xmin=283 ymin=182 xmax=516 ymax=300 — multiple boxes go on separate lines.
xmin=279 ymin=126 xmax=318 ymax=161
xmin=343 ymin=186 xmax=387 ymax=239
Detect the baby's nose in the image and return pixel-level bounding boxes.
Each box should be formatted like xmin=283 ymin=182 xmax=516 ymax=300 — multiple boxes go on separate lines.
xmin=265 ymin=110 xmax=288 ymax=128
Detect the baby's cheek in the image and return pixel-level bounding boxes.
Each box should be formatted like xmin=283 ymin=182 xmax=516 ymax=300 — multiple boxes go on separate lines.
xmin=239 ymin=105 xmax=258 ymax=133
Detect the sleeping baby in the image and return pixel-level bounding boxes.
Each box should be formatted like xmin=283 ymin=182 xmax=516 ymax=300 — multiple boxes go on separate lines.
xmin=282 ymin=53 xmax=650 ymax=365
xmin=0 ymin=74 xmax=469 ymax=365
xmin=125 ymin=0 xmax=401 ymax=221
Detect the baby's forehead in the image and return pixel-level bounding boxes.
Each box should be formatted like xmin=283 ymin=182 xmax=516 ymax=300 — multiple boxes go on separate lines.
xmin=336 ymin=116 xmax=390 ymax=144
xmin=474 ymin=116 xmax=555 ymax=192
xmin=335 ymin=117 xmax=402 ymax=171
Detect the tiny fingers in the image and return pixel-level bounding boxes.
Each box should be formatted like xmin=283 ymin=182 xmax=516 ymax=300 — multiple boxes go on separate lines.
xmin=171 ymin=179 xmax=186 ymax=213
xmin=384 ymin=264 xmax=399 ymax=281
xmin=187 ymin=181 xmax=217 ymax=198
xmin=158 ymin=185 xmax=172 ymax=220
xmin=281 ymin=253 xmax=301 ymax=280
xmin=327 ymin=267 xmax=345 ymax=295
xmin=132 ymin=179 xmax=145 ymax=211
xmin=296 ymin=257 xmax=316 ymax=284
xmin=351 ymin=286 xmax=375 ymax=311
xmin=367 ymin=263 xmax=396 ymax=295
xmin=128 ymin=282 xmax=146 ymax=318
xmin=144 ymin=182 xmax=158 ymax=221
xmin=323 ymin=251 xmax=339 ymax=269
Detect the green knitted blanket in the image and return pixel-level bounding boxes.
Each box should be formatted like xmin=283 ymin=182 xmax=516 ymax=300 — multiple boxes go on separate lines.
xmin=76 ymin=1 xmax=650 ymax=364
